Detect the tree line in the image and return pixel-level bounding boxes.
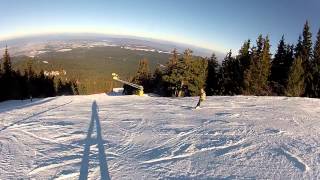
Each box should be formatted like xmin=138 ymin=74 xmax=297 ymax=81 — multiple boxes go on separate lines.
xmin=0 ymin=46 xmax=79 ymax=102
xmin=126 ymin=21 xmax=320 ymax=98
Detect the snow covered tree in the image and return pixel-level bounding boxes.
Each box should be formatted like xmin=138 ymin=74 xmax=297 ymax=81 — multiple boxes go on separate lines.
xmin=286 ymin=56 xmax=305 ymax=97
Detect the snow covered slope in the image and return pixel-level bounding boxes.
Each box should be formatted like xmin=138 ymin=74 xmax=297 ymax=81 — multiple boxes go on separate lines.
xmin=1 ymin=94 xmax=320 ymax=179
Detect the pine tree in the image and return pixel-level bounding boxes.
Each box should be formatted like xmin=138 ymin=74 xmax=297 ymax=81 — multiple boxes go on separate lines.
xmin=314 ymin=29 xmax=320 ymax=64
xmin=221 ymin=50 xmax=241 ymax=95
xmin=243 ymin=35 xmax=271 ymax=95
xmin=260 ymin=35 xmax=271 ymax=93
xmin=1 ymin=46 xmax=14 ymax=100
xmin=311 ymin=29 xmax=320 ymax=97
xmin=301 ymin=21 xmax=313 ymax=96
xmin=123 ymin=58 xmax=152 ymax=95
xmin=238 ymin=40 xmax=251 ymax=71
xmin=162 ymin=49 xmax=182 ymax=96
xmin=162 ymin=49 xmax=192 ymax=97
xmin=3 ymin=45 xmax=12 ymax=75
xmin=175 ymin=49 xmax=193 ymax=96
xmin=168 ymin=48 xmax=179 ymax=67
xmin=25 ymin=58 xmax=35 ymax=98
xmin=302 ymin=21 xmax=313 ymax=63
xmin=295 ymin=35 xmax=303 ymax=58
xmin=286 ymin=56 xmax=305 ymax=97
xmin=237 ymin=40 xmax=251 ymax=91
xmin=27 ymin=58 xmax=35 ymax=77
xmin=270 ymin=36 xmax=294 ymax=95
xmin=152 ymin=64 xmax=164 ymax=95
xmin=134 ymin=58 xmax=151 ymax=82
xmin=162 ymin=49 xmax=208 ymax=97
xmin=188 ymin=57 xmax=208 ymax=96
xmin=205 ymin=53 xmax=220 ymax=95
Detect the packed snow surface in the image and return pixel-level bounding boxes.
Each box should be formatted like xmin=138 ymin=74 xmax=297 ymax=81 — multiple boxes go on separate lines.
xmin=1 ymin=94 xmax=320 ymax=179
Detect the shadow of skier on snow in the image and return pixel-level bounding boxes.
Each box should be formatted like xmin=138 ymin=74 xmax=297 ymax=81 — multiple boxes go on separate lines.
xmin=79 ymin=101 xmax=111 ymax=180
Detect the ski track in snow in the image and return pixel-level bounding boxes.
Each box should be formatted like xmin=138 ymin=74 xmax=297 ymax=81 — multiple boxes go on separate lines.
xmin=274 ymin=147 xmax=310 ymax=172
xmin=1 ymin=94 xmax=320 ymax=179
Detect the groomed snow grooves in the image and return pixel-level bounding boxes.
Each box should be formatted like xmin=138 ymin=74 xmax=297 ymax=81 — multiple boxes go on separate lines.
xmin=1 ymin=94 xmax=320 ymax=179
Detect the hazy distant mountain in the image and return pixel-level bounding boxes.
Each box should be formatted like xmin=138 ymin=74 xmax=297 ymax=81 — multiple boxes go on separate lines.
xmin=0 ymin=33 xmax=224 ymax=59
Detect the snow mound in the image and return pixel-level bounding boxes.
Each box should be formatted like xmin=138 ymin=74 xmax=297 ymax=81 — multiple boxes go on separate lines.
xmin=1 ymin=94 xmax=320 ymax=179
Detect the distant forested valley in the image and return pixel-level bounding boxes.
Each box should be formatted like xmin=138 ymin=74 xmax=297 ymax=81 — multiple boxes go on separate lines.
xmin=10 ymin=46 xmax=171 ymax=95
xmin=1 ymin=21 xmax=320 ymax=101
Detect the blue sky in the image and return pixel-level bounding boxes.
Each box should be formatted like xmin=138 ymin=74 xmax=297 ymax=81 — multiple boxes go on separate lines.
xmin=0 ymin=0 xmax=319 ymax=54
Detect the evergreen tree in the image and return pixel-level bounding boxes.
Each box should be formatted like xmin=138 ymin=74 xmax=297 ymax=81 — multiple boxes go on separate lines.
xmin=133 ymin=58 xmax=152 ymax=92
xmin=162 ymin=49 xmax=191 ymax=97
xmin=243 ymin=35 xmax=271 ymax=95
xmin=25 ymin=58 xmax=35 ymax=98
xmin=1 ymin=46 xmax=14 ymax=100
xmin=301 ymin=21 xmax=313 ymax=96
xmin=3 ymin=45 xmax=12 ymax=75
xmin=124 ymin=58 xmax=152 ymax=94
xmin=168 ymin=48 xmax=179 ymax=67
xmin=238 ymin=40 xmax=251 ymax=71
xmin=135 ymin=58 xmax=151 ymax=80
xmin=260 ymin=35 xmax=272 ymax=93
xmin=302 ymin=21 xmax=313 ymax=63
xmin=57 ymin=78 xmax=74 ymax=95
xmin=188 ymin=57 xmax=208 ymax=96
xmin=295 ymin=35 xmax=303 ymax=58
xmin=311 ymin=29 xmax=320 ymax=97
xmin=205 ymin=53 xmax=220 ymax=95
xmin=236 ymin=40 xmax=251 ymax=92
xmin=152 ymin=64 xmax=164 ymax=95
xmin=270 ymin=36 xmax=294 ymax=95
xmin=162 ymin=49 xmax=207 ymax=97
xmin=161 ymin=49 xmax=180 ymax=96
xmin=175 ymin=49 xmax=193 ymax=97
xmin=17 ymin=69 xmax=28 ymax=99
xmin=286 ymin=56 xmax=305 ymax=97
xmin=221 ymin=50 xmax=241 ymax=95
xmin=314 ymin=29 xmax=320 ymax=64
xmin=183 ymin=49 xmax=193 ymax=63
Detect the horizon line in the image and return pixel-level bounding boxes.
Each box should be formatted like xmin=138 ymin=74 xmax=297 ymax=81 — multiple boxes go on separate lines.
xmin=0 ymin=31 xmax=226 ymax=55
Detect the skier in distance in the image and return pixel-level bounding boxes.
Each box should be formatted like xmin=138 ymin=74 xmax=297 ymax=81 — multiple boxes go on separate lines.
xmin=195 ymin=88 xmax=206 ymax=109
